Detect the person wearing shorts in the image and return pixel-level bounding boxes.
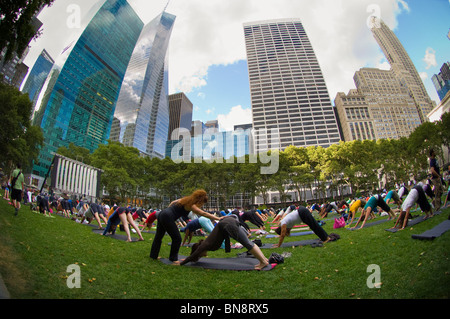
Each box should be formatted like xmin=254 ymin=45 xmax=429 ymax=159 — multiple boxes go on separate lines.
xmin=10 ymin=164 xmax=24 ymax=216
xmin=102 ymin=206 xmax=144 ymax=242
xmin=89 ymin=202 xmax=108 ymax=229
xmin=391 ymin=184 xmax=433 ymax=230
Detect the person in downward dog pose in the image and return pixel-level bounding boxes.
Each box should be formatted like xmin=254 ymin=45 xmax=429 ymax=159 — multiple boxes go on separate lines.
xmin=180 ymin=214 xmax=269 ymax=270
xmin=273 ymin=206 xmax=331 ymax=248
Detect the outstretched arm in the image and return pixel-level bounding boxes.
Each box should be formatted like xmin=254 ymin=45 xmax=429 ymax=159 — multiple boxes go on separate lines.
xmin=273 ymin=224 xmax=288 ymax=248
xmin=191 ymin=204 xmax=221 ymax=222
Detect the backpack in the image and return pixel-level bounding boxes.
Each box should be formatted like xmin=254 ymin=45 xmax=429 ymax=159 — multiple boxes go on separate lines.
xmin=268 ymin=252 xmax=284 ymax=264
xmin=10 ymin=171 xmax=22 ymax=189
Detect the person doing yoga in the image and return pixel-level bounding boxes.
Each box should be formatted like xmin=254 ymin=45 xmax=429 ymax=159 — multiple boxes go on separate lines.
xmin=391 ymin=183 xmax=434 ymax=230
xmin=273 ymin=206 xmax=331 ymax=248
xmin=180 ymin=214 xmax=269 ymax=270
xmin=150 ymin=189 xmax=221 ymax=264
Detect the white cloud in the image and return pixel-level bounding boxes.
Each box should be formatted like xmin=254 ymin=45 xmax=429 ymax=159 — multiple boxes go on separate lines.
xmin=161 ymin=0 xmax=409 ymax=99
xmin=419 ymin=72 xmax=428 ymax=81
xmin=423 ymin=47 xmax=437 ymax=70
xmin=217 ymin=105 xmax=252 ymax=132
xmin=24 ymin=0 xmax=411 ymax=110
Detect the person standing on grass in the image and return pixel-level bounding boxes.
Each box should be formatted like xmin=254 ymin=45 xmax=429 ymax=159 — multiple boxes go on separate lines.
xmin=429 ymin=149 xmax=443 ymax=211
xmin=10 ymin=163 xmax=24 ymax=216
xmin=150 ymin=189 xmax=222 ymax=265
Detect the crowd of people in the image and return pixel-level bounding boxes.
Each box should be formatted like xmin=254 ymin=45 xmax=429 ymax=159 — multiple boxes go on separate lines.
xmin=2 ymin=149 xmax=449 ymax=270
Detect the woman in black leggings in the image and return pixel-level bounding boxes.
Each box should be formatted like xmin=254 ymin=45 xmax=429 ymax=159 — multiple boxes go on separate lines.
xmin=150 ymin=189 xmax=221 ymax=264
xmin=180 ymin=215 xmax=269 ymax=270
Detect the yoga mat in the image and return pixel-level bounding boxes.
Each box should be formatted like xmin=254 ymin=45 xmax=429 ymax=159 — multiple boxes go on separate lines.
xmin=270 ymin=224 xmax=308 ymax=230
xmin=260 ymin=238 xmax=323 ymax=249
xmin=92 ymin=228 xmax=141 ymax=242
xmin=385 ymin=211 xmax=443 ymax=233
xmin=160 ymin=255 xmax=277 ymax=271
xmin=347 ymin=218 xmax=391 ymax=230
xmin=411 ymin=220 xmax=450 ymax=240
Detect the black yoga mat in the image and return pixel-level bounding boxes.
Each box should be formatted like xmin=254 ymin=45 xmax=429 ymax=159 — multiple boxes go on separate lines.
xmin=411 ymin=220 xmax=450 ymax=240
xmin=160 ymin=255 xmax=277 ymax=271
xmin=92 ymin=228 xmax=141 ymax=242
xmin=385 ymin=211 xmax=443 ymax=233
xmin=260 ymin=238 xmax=323 ymax=249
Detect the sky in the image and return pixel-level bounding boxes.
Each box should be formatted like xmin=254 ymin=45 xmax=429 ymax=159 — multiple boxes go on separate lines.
xmin=23 ymin=0 xmax=450 ymax=132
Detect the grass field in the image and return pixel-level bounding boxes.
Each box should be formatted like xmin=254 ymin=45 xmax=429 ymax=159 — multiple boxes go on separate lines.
xmin=0 ymin=194 xmax=449 ymax=300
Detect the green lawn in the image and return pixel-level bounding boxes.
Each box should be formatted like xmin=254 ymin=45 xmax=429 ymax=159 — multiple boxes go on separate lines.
xmin=0 ymin=195 xmax=449 ymax=299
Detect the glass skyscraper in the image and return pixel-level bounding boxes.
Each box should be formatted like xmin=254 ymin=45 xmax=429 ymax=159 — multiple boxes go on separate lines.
xmin=22 ymin=49 xmax=54 ymax=108
xmin=110 ymin=11 xmax=176 ymax=159
xmin=243 ymin=19 xmax=341 ymax=153
xmin=32 ymin=0 xmax=143 ymax=179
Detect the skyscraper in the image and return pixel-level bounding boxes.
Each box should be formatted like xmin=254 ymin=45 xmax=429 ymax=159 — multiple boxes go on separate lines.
xmin=335 ymin=67 xmax=421 ymax=141
xmin=168 ymin=92 xmax=193 ymax=140
xmin=32 ymin=0 xmax=143 ymax=180
xmin=371 ymin=19 xmax=434 ymax=123
xmin=21 ymin=49 xmax=54 ymax=108
xmin=432 ymin=62 xmax=450 ymax=101
xmin=243 ymin=19 xmax=341 ymax=153
xmin=110 ymin=11 xmax=176 ymax=159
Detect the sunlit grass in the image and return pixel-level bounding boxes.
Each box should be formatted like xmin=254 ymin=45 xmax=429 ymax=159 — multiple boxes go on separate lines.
xmin=0 ymin=195 xmax=449 ymax=299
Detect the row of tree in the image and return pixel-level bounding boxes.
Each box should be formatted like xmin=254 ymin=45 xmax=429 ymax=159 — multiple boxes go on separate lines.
xmin=56 ymin=111 xmax=449 ymax=208
xmin=1 ymin=81 xmax=449 ymax=209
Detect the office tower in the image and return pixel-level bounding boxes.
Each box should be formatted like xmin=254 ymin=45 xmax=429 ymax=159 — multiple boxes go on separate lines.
xmin=191 ymin=120 xmax=205 ymax=136
xmin=371 ymin=19 xmax=434 ymax=123
xmin=335 ymin=90 xmax=375 ymax=141
xmin=205 ymin=120 xmax=219 ymax=132
xmin=21 ymin=49 xmax=55 ymax=107
xmin=432 ymin=62 xmax=450 ymax=101
xmin=110 ymin=11 xmax=176 ymax=159
xmin=243 ymin=19 xmax=341 ymax=153
xmin=335 ymin=68 xmax=421 ymax=141
xmin=168 ymin=92 xmax=193 ymax=140
xmin=166 ymin=129 xmax=252 ymax=161
xmin=32 ymin=0 xmax=143 ymax=179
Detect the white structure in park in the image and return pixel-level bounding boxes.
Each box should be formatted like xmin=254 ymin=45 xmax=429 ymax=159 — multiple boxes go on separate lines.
xmin=49 ymin=154 xmax=102 ymax=201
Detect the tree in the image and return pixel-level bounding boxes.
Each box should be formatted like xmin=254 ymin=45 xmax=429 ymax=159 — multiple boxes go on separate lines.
xmin=284 ymin=145 xmax=313 ymax=203
xmin=0 ymin=83 xmax=43 ymax=175
xmin=90 ymin=140 xmax=141 ymax=204
xmin=56 ymin=143 xmax=92 ymax=165
xmin=0 ymin=0 xmax=55 ymax=62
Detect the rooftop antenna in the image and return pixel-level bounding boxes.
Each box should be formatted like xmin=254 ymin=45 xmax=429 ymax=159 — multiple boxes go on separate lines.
xmin=163 ymin=0 xmax=170 ymax=12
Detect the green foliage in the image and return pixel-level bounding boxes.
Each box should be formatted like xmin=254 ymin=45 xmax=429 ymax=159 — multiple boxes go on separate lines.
xmin=0 ymin=0 xmax=55 ymax=62
xmin=51 ymin=114 xmax=449 ymax=207
xmin=0 ymin=83 xmax=43 ymax=175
